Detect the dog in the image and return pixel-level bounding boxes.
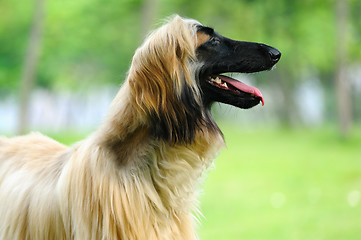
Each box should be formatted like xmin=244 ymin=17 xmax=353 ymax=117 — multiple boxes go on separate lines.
xmin=0 ymin=15 xmax=280 ymax=239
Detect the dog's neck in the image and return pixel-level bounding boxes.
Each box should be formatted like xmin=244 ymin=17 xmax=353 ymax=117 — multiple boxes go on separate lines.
xmin=94 ymin=78 xmax=225 ymax=183
xmin=81 ymin=81 xmax=225 ymax=238
xmin=96 ymin=80 xmax=224 ymax=165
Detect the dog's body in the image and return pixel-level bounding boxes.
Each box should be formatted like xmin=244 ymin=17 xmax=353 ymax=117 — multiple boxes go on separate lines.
xmin=0 ymin=16 xmax=280 ymax=239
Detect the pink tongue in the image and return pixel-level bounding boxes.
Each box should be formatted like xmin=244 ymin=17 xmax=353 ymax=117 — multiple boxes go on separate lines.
xmin=217 ymin=75 xmax=264 ymax=106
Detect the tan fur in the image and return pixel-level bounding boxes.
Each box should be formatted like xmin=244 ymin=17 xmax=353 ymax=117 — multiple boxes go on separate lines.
xmin=196 ymin=32 xmax=211 ymax=47
xmin=0 ymin=16 xmax=225 ymax=239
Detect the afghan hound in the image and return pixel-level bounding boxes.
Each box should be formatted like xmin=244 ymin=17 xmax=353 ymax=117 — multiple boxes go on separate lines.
xmin=0 ymin=15 xmax=281 ymax=239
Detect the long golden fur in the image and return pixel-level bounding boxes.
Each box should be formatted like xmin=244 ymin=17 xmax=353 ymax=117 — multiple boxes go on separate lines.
xmin=0 ymin=14 xmax=281 ymax=239
xmin=0 ymin=16 xmax=224 ymax=239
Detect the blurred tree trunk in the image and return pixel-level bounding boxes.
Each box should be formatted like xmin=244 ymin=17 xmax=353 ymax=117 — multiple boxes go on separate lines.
xmin=140 ymin=0 xmax=158 ymax=39
xmin=277 ymin=70 xmax=297 ymax=126
xmin=262 ymin=0 xmax=299 ymax=127
xmin=335 ymin=0 xmax=352 ymax=138
xmin=18 ymin=0 xmax=45 ymax=134
xmin=269 ymin=66 xmax=297 ymax=127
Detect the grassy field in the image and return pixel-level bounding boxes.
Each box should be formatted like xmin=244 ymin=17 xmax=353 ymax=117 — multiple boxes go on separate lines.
xmin=49 ymin=124 xmax=361 ymax=240
xmin=198 ymin=124 xmax=361 ymax=240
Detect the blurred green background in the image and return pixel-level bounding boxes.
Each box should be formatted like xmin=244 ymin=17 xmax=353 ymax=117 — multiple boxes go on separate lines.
xmin=1 ymin=0 xmax=361 ymax=239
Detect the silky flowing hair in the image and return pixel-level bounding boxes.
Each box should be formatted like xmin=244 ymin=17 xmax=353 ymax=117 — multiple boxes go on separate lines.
xmin=128 ymin=16 xmax=216 ymax=143
xmin=0 ymin=15 xmax=224 ymax=240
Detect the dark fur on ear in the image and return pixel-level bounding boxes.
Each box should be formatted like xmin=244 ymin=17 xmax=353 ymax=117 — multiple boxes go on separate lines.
xmin=149 ymin=82 xmax=210 ymax=144
xmin=128 ymin=16 xmax=219 ymax=144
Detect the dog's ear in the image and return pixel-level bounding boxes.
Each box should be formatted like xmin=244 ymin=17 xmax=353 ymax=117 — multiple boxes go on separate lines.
xmin=128 ymin=16 xmax=208 ymax=144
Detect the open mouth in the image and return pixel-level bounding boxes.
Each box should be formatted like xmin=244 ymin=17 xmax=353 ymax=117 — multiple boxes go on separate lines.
xmin=207 ymin=74 xmax=264 ymax=106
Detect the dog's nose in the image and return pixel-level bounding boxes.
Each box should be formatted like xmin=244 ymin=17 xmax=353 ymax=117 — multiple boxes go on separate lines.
xmin=268 ymin=47 xmax=281 ymax=63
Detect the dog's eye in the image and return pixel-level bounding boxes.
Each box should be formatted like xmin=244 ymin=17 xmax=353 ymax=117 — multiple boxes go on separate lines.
xmin=209 ymin=37 xmax=220 ymax=45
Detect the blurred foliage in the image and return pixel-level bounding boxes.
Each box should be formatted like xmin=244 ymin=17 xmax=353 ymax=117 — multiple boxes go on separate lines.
xmin=0 ymin=0 xmax=360 ymax=122
xmin=1 ymin=0 xmax=360 ymax=90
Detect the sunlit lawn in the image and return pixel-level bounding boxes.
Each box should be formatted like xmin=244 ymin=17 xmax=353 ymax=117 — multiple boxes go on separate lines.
xmin=198 ymin=124 xmax=361 ymax=240
xmin=49 ymin=125 xmax=361 ymax=240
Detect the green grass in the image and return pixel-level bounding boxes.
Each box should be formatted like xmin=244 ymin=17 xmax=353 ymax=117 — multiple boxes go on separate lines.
xmin=49 ymin=125 xmax=361 ymax=240
xmin=198 ymin=124 xmax=361 ymax=240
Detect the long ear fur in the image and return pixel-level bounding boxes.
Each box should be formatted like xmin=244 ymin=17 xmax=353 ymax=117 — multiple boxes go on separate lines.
xmin=128 ymin=16 xmax=211 ymax=144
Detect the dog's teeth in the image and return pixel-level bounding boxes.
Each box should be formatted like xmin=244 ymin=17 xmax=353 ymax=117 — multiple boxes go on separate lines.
xmin=215 ymin=77 xmax=221 ymax=84
xmin=222 ymin=82 xmax=228 ymax=88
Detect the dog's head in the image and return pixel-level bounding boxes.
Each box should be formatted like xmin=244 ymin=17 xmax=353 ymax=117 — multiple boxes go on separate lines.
xmin=128 ymin=15 xmax=280 ymax=143
xmin=196 ymin=25 xmax=280 ymax=109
